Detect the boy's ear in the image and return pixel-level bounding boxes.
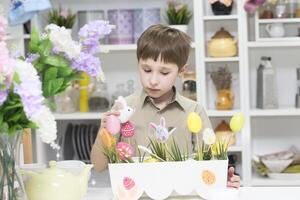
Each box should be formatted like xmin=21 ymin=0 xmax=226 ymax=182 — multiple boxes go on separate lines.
xmin=179 ymin=64 xmax=188 ymax=76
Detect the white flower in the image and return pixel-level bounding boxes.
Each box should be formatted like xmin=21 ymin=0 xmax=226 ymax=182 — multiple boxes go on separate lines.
xmin=203 ymin=128 xmax=216 ymax=145
xmin=30 ymin=106 xmax=57 ymax=145
xmin=46 ymin=24 xmax=81 ymax=59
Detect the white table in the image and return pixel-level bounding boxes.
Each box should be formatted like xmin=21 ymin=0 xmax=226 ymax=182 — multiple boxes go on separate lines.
xmin=86 ymin=170 xmax=300 ymax=200
xmin=85 ymin=187 xmax=300 ymax=200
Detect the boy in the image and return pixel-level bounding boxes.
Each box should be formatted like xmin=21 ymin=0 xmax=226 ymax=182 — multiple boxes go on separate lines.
xmin=91 ymin=24 xmax=240 ymax=188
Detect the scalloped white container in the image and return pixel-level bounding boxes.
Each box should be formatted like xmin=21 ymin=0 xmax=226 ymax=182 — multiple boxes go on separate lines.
xmin=108 ymin=159 xmax=228 ymax=200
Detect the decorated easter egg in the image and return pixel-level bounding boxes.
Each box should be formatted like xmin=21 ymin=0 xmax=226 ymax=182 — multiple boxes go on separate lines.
xmin=100 ymin=128 xmax=116 ymax=148
xmin=187 ymin=112 xmax=202 ymax=133
xmin=123 ymin=177 xmax=135 ymax=190
xmin=106 ymin=115 xmax=121 ymax=135
xmin=143 ymin=157 xmax=160 ymax=163
xmin=121 ymin=121 xmax=135 ymax=138
xmin=229 ymin=112 xmax=245 ymax=133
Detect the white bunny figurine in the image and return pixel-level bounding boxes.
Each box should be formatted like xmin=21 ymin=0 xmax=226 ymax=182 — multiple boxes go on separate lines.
xmin=112 ymin=96 xmax=135 ymax=123
xmin=149 ymin=117 xmax=176 ymax=142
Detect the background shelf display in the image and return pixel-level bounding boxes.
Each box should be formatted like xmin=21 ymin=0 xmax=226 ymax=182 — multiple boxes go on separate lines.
xmin=3 ymin=0 xmax=300 ymax=187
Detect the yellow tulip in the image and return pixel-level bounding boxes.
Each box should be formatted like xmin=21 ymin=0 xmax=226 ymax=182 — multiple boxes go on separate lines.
xmin=100 ymin=128 xmax=116 ymax=148
xmin=229 ymin=112 xmax=245 ymax=133
xmin=187 ymin=112 xmax=202 ymax=134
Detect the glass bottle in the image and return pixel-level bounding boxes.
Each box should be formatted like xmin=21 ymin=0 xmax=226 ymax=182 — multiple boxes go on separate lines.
xmin=287 ymin=0 xmax=297 ymax=18
xmin=296 ymin=0 xmax=300 ymax=17
xmin=256 ymin=56 xmax=278 ymax=109
xmin=88 ymin=80 xmax=110 ymax=112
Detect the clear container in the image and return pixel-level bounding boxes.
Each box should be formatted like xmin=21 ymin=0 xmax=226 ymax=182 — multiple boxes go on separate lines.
xmin=88 ymin=80 xmax=110 ymax=112
xmin=287 ymin=0 xmax=297 ymax=18
xmin=296 ymin=0 xmax=300 ymax=17
xmin=260 ymin=3 xmax=274 ymax=19
xmin=275 ymin=0 xmax=288 ymax=18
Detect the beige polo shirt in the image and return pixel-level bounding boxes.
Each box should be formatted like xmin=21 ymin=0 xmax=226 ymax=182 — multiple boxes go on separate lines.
xmin=124 ymin=88 xmax=212 ymax=153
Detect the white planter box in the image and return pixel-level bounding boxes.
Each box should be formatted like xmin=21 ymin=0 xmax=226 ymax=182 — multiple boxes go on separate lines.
xmin=108 ymin=159 xmax=228 ymax=200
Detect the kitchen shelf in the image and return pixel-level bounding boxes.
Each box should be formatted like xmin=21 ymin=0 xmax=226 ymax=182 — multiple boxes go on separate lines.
xmin=204 ymin=57 xmax=240 ymax=62
xmin=6 ymin=34 xmax=30 ymax=40
xmin=53 ymin=112 xmax=105 ymax=120
xmin=100 ymin=42 xmax=196 ymax=53
xmin=207 ymin=110 xmax=240 ymax=117
xmin=228 ymin=145 xmax=243 ymax=152
xmin=258 ymin=18 xmax=300 ymax=24
xmin=250 ymin=108 xmax=300 ymax=117
xmin=247 ymin=41 xmax=300 ymax=47
xmin=251 ymin=174 xmax=300 ymax=186
xmin=203 ymin=15 xmax=238 ymax=21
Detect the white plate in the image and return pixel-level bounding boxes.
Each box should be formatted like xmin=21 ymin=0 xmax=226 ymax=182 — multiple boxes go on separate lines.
xmin=268 ymin=173 xmax=300 ymax=180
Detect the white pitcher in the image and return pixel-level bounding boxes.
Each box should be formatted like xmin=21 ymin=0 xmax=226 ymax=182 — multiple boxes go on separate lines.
xmin=265 ymin=23 xmax=285 ymax=38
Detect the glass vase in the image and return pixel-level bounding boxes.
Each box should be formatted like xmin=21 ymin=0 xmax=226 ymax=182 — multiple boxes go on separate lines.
xmin=215 ymin=89 xmax=234 ymax=110
xmin=0 ymin=132 xmax=27 ymax=200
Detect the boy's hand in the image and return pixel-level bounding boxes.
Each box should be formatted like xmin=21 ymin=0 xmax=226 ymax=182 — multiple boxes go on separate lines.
xmin=227 ymin=167 xmax=240 ymax=188
xmin=100 ymin=111 xmax=120 ymax=130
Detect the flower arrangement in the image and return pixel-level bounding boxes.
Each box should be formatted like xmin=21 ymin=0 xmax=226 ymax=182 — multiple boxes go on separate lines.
xmin=103 ymin=98 xmax=245 ymax=199
xmin=243 ymin=0 xmax=278 ymax=14
xmin=211 ymin=66 xmax=232 ymax=91
xmin=166 ymin=0 xmax=192 ymax=25
xmin=28 ymin=20 xmax=113 ymax=98
xmin=48 ymin=7 xmax=76 ymax=29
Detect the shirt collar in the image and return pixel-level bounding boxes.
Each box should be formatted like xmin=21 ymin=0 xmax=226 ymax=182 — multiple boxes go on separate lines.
xmin=139 ymin=87 xmax=186 ymax=111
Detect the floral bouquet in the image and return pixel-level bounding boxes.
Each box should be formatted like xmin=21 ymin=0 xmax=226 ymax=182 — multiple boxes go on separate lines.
xmin=101 ymin=96 xmax=245 ymax=199
xmin=0 ymin=13 xmax=113 ymax=199
xmin=48 ymin=7 xmax=76 ymax=29
xmin=166 ymin=0 xmax=192 ymax=25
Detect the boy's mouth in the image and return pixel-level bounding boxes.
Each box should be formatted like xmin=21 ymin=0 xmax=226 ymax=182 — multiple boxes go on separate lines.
xmin=148 ymin=88 xmax=160 ymax=92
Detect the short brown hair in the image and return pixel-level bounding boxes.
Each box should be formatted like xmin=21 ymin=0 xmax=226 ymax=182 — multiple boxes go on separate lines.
xmin=137 ymin=24 xmax=191 ymax=69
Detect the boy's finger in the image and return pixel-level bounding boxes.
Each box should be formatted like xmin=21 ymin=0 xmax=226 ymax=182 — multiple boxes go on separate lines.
xmin=228 ymin=166 xmax=235 ymax=177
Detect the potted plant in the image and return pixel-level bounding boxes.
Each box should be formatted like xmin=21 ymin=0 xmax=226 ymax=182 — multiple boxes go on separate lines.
xmin=210 ymin=67 xmax=234 ymax=110
xmin=48 ymin=7 xmax=76 ymax=29
xmin=166 ymin=0 xmax=192 ymax=33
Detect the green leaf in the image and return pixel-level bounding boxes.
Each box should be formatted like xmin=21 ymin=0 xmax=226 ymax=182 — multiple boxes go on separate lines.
xmin=13 ymin=73 xmax=21 ymax=84
xmin=43 ymin=78 xmax=64 ymax=97
xmin=38 ymin=39 xmax=53 ymax=57
xmin=44 ymin=67 xmax=58 ymax=82
xmin=44 ymin=55 xmax=69 ymax=68
xmin=57 ymin=67 xmax=73 ymax=77
xmin=29 ymin=27 xmax=40 ymax=53
xmin=34 ymin=61 xmax=45 ymax=73
xmin=2 ymin=102 xmax=22 ymax=111
xmin=0 ymin=112 xmax=3 ymax=124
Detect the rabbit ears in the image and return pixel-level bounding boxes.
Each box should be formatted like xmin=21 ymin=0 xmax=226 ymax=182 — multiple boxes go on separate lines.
xmin=149 ymin=117 xmax=166 ymax=130
xmin=112 ymin=96 xmax=127 ymax=110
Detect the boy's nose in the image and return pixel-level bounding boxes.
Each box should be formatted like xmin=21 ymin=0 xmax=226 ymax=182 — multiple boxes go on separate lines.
xmin=150 ymin=74 xmax=159 ymax=86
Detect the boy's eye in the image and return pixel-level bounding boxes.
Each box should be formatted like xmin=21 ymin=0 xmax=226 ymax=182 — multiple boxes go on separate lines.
xmin=161 ymin=72 xmax=169 ymax=75
xmin=144 ymin=69 xmax=151 ymax=73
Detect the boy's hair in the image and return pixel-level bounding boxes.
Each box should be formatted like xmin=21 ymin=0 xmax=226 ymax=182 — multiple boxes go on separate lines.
xmin=137 ymin=24 xmax=191 ymax=69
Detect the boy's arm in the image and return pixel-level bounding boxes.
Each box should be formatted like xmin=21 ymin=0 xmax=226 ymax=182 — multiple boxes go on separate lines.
xmin=90 ymin=128 xmax=109 ymax=172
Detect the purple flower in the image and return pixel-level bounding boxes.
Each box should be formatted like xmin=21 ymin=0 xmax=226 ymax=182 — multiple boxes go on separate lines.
xmin=78 ymin=20 xmax=112 ymax=54
xmin=0 ymin=90 xmax=8 ymax=105
xmin=25 ymin=54 xmax=40 ymax=63
xmin=71 ymin=52 xmax=101 ymax=77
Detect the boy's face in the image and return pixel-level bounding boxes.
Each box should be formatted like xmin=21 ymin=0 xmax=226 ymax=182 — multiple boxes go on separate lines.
xmin=138 ymin=56 xmax=183 ymax=99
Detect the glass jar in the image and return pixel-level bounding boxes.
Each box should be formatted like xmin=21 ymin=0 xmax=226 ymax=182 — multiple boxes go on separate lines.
xmin=275 ymin=0 xmax=288 ymax=18
xmin=88 ymin=80 xmax=110 ymax=112
xmin=260 ymin=3 xmax=274 ymax=19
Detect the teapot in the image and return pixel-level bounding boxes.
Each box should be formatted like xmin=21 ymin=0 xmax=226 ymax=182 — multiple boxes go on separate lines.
xmin=207 ymin=27 xmax=237 ymax=57
xmin=265 ymin=23 xmax=285 ymax=38
xmin=21 ymin=160 xmax=93 ymax=200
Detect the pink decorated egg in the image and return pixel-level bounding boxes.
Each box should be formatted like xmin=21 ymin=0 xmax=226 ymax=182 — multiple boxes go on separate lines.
xmin=106 ymin=115 xmax=121 ymax=135
xmin=121 ymin=121 xmax=135 ymax=138
xmin=123 ymin=177 xmax=135 ymax=190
